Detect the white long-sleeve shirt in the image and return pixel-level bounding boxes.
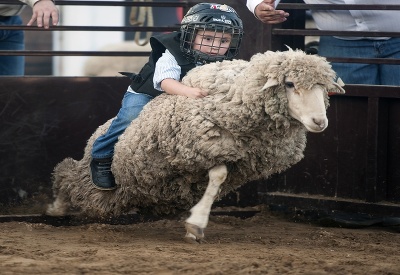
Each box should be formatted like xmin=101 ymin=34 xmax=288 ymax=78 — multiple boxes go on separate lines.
xmin=153 ymin=49 xmax=181 ymax=91
xmin=128 ymin=49 xmax=191 ymax=94
xmin=0 ymin=0 xmax=41 ymax=16
xmin=246 ymin=0 xmax=399 ymax=39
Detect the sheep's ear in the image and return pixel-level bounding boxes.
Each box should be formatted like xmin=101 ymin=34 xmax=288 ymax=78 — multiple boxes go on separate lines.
xmin=337 ymin=77 xmax=345 ymax=87
xmin=262 ymin=78 xmax=279 ymax=91
xmin=284 ymin=45 xmax=293 ymax=51
xmin=327 ymin=78 xmax=346 ymax=95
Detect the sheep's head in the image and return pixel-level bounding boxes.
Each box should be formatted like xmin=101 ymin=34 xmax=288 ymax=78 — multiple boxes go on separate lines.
xmin=258 ymin=49 xmax=345 ymax=133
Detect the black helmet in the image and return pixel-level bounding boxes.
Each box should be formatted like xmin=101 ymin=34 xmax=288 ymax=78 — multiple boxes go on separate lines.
xmin=180 ymin=3 xmax=244 ymax=64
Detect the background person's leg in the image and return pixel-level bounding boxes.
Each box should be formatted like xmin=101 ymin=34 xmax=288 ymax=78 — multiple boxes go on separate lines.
xmin=378 ymin=37 xmax=400 ymax=86
xmin=318 ymin=36 xmax=379 ymax=85
xmin=0 ymin=16 xmax=24 ymax=76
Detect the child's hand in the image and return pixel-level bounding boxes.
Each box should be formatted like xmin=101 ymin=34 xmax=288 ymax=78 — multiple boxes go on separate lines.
xmin=186 ymin=87 xmax=208 ymax=99
xmin=161 ymin=78 xmax=208 ymax=98
xmin=161 ymin=78 xmax=208 ymax=99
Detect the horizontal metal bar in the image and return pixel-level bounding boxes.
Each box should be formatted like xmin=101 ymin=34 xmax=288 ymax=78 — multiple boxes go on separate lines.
xmin=0 ymin=0 xmax=195 ymax=7
xmin=278 ymin=3 xmax=400 ymax=10
xmin=1 ymin=51 xmax=399 ymax=65
xmin=326 ymin=57 xmax=400 ymax=65
xmin=336 ymin=85 xmax=400 ymax=99
xmin=260 ymin=192 xmax=400 ymax=217
xmin=2 ymin=0 xmax=398 ymax=9
xmin=0 ymin=26 xmax=180 ymax=32
xmin=0 ymin=51 xmax=151 ymax=56
xmin=0 ymin=213 xmax=159 ymax=226
xmin=0 ymin=210 xmax=258 ymax=225
xmin=2 ymin=52 xmax=400 ymax=65
xmin=272 ymin=29 xmax=400 ymax=38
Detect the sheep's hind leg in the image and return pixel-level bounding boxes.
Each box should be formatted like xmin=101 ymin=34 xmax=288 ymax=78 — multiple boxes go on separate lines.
xmin=185 ymin=164 xmax=228 ymax=243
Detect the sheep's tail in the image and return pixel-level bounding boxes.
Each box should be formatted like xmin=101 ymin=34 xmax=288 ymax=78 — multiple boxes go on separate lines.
xmin=46 ymin=158 xmax=77 ymax=216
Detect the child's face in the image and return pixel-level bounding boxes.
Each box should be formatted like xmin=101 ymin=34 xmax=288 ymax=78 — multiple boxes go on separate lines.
xmin=193 ymin=30 xmax=232 ymax=56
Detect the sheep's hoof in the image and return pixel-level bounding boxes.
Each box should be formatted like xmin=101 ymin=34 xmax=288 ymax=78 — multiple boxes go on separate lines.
xmin=184 ymin=223 xmax=204 ymax=244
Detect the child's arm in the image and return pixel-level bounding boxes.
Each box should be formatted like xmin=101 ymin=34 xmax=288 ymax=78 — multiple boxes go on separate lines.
xmin=154 ymin=49 xmax=208 ymax=99
xmin=161 ymin=78 xmax=208 ymax=99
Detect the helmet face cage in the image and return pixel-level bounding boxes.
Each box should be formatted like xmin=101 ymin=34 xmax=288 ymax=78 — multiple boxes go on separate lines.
xmin=180 ymin=3 xmax=244 ymax=64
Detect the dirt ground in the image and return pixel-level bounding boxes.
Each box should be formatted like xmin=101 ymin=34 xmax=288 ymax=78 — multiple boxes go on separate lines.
xmin=0 ymin=207 xmax=399 ymax=275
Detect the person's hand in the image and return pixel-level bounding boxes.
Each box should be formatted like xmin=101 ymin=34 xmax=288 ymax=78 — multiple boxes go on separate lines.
xmin=186 ymin=87 xmax=208 ymax=99
xmin=28 ymin=0 xmax=59 ymax=29
xmin=255 ymin=0 xmax=289 ymax=24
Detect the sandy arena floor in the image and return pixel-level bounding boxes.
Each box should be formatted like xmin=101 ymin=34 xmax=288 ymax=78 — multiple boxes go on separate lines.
xmin=0 ymin=206 xmax=399 ymax=275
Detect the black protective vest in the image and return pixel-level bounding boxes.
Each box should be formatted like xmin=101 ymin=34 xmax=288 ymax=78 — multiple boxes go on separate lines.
xmin=126 ymin=32 xmax=196 ymax=97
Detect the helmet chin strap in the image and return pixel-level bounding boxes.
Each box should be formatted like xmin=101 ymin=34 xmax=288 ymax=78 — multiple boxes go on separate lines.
xmin=192 ymin=51 xmax=227 ymax=64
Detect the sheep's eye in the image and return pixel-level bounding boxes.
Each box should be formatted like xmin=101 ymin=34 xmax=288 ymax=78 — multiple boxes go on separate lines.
xmin=285 ymin=82 xmax=295 ymax=89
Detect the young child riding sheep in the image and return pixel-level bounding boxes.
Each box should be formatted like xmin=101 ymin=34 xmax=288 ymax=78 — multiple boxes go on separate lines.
xmin=90 ymin=3 xmax=244 ymax=190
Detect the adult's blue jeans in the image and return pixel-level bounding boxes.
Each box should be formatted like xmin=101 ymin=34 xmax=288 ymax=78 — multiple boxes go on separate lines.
xmin=92 ymin=91 xmax=154 ymax=159
xmin=0 ymin=16 xmax=24 ymax=75
xmin=318 ymin=36 xmax=400 ymax=86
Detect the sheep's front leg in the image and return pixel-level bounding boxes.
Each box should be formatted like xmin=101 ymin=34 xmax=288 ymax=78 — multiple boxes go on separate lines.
xmin=185 ymin=164 xmax=228 ymax=243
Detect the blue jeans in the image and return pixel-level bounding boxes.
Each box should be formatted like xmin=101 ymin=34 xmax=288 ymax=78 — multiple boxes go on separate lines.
xmin=92 ymin=91 xmax=154 ymax=159
xmin=318 ymin=36 xmax=400 ymax=86
xmin=0 ymin=16 xmax=24 ymax=75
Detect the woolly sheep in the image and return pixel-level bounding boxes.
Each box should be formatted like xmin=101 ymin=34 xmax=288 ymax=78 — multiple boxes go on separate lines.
xmin=47 ymin=49 xmax=345 ymax=243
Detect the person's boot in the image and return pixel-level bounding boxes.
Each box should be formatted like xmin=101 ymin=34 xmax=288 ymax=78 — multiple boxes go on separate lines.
xmin=90 ymin=158 xmax=117 ymax=190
